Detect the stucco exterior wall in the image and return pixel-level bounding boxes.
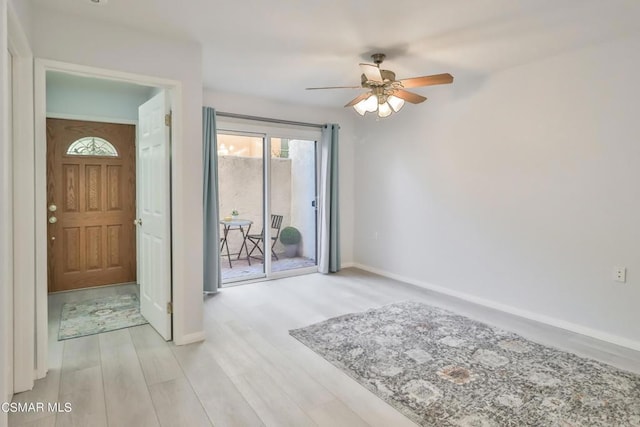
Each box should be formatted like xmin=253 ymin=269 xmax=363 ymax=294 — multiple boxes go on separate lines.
xmin=219 ymin=156 xmax=291 ymax=255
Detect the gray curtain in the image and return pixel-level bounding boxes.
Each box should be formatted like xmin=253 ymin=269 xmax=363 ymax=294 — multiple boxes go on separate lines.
xmin=319 ymin=124 xmax=341 ymax=273
xmin=203 ymin=107 xmax=221 ymax=293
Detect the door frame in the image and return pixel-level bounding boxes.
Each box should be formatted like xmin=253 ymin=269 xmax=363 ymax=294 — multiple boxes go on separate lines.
xmin=33 ymin=59 xmax=182 ymax=378
xmin=217 ymin=119 xmax=322 ymax=284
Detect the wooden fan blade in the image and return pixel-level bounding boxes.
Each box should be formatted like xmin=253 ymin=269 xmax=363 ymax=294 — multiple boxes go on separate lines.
xmin=400 ymin=73 xmax=454 ymax=88
xmin=393 ymin=89 xmax=427 ymax=104
xmin=305 ymin=86 xmax=362 ymax=90
xmin=344 ymin=92 xmax=371 ymax=107
xmin=360 ymin=63 xmax=383 ymax=82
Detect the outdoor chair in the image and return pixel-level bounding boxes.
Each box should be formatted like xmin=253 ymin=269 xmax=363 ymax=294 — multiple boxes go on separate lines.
xmin=247 ymin=214 xmax=283 ymax=261
xmin=220 ymin=237 xmax=231 ymax=268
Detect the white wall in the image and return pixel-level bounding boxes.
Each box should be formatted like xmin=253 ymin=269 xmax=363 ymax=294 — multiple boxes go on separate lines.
xmin=204 ymin=89 xmax=356 ymax=265
xmin=1 ymin=0 xmax=12 ymax=421
xmin=7 ymin=0 xmax=29 ymax=44
xmin=354 ymin=34 xmax=640 ymax=348
xmin=31 ymin=8 xmax=204 ymax=343
xmin=46 ymin=71 xmax=155 ymax=122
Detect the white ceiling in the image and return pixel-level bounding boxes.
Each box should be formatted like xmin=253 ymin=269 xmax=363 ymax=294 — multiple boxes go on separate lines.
xmin=30 ymin=0 xmax=640 ymax=107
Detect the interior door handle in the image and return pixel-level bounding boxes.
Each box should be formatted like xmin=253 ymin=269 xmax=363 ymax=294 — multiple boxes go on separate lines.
xmin=48 ymin=216 xmax=57 ymax=224
xmin=134 ymin=218 xmax=143 ymax=226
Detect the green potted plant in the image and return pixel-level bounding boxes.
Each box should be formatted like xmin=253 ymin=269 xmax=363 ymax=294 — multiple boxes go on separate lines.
xmin=279 ymin=226 xmax=301 ymax=258
xmin=231 ymin=209 xmax=239 ymax=221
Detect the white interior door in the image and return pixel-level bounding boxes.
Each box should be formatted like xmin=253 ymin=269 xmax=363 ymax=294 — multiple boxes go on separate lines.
xmin=137 ymin=91 xmax=172 ymax=340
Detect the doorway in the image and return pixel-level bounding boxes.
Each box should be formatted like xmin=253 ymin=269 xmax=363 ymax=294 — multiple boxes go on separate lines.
xmin=216 ymin=121 xmax=321 ymax=285
xmin=34 ymin=66 xmax=175 ymax=378
xmin=46 ymin=119 xmax=137 ymax=292
xmin=43 ymin=72 xmax=173 ymax=332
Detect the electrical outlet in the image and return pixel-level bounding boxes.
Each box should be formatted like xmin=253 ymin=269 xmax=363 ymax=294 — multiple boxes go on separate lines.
xmin=613 ymin=266 xmax=626 ymax=283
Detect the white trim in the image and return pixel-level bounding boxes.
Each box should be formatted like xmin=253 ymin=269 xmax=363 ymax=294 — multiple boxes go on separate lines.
xmin=222 ymin=268 xmax=319 ymax=289
xmin=135 ymin=118 xmax=141 ymax=291
xmin=222 ymin=266 xmax=266 ymax=285
xmin=268 ymin=266 xmax=318 ymax=280
xmin=222 ymin=275 xmax=267 ymax=288
xmin=174 ymin=331 xmax=205 ymax=346
xmin=167 ymin=83 xmax=184 ymax=344
xmin=46 ymin=112 xmax=138 ymax=125
xmin=264 ymin=133 xmax=272 ymax=277
xmin=352 ymin=263 xmax=640 ymax=353
xmin=38 ymin=59 xmax=180 ymax=88
xmin=34 ymin=59 xmax=185 ymax=378
xmin=34 ymin=63 xmax=47 ymax=379
xmin=8 ymin=2 xmax=35 ymax=393
xmin=217 ymin=119 xmax=322 ymax=142
xmin=3 ymin=5 xmax=15 ymax=405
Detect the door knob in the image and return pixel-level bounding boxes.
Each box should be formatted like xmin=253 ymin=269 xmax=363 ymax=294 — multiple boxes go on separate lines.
xmin=48 ymin=216 xmax=57 ymax=224
xmin=133 ymin=218 xmax=143 ymax=226
xmin=48 ymin=204 xmax=57 ymax=212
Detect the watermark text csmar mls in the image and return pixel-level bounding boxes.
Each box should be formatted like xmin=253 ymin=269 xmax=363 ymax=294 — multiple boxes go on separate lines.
xmin=1 ymin=402 xmax=72 ymax=413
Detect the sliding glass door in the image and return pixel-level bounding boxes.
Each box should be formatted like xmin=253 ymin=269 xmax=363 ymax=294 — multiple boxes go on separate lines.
xmin=217 ymin=123 xmax=320 ymax=286
xmin=269 ymin=138 xmax=317 ymax=275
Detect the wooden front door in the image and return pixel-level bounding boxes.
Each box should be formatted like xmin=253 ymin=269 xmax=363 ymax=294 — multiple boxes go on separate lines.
xmin=47 ymin=119 xmax=136 ymax=292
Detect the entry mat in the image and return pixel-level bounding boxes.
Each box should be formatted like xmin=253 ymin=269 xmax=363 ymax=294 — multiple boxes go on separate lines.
xmin=59 ymin=293 xmax=148 ymax=340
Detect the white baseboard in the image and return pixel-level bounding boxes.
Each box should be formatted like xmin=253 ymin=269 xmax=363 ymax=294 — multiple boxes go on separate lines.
xmin=352 ymin=263 xmax=640 ymax=353
xmin=174 ymin=331 xmax=205 ymax=346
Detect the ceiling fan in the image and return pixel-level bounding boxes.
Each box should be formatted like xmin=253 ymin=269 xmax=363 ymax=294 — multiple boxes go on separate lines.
xmin=306 ymin=53 xmax=454 ymax=118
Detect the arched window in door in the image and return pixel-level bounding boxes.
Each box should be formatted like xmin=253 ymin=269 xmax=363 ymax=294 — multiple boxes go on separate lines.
xmin=66 ymin=137 xmax=119 ymax=157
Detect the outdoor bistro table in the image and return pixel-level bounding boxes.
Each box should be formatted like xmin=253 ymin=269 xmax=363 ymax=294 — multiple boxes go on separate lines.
xmin=219 ymin=219 xmax=253 ymax=268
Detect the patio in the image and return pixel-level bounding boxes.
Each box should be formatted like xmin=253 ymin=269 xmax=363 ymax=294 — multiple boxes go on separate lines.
xmin=221 ymin=256 xmax=317 ymax=283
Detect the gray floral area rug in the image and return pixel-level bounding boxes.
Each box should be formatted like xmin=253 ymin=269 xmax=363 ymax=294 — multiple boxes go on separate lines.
xmin=290 ymin=301 xmax=640 ymax=426
xmin=59 ymin=293 xmax=148 ymax=340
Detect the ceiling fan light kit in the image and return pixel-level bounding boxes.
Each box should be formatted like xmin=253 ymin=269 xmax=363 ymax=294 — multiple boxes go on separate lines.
xmin=387 ymin=95 xmax=405 ymax=113
xmin=353 ymin=97 xmax=369 ymax=116
xmin=353 ymin=94 xmax=378 ymax=116
xmin=377 ymin=101 xmax=393 ymax=118
xmin=352 ymin=91 xmax=404 ymax=118
xmin=307 ymin=53 xmax=453 ymax=118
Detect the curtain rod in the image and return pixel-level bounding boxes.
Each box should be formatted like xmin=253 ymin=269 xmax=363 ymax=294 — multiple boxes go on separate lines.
xmin=215 ymin=111 xmax=325 ymax=129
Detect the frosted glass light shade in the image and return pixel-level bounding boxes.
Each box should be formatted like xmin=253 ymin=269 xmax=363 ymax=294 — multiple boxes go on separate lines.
xmin=387 ymin=95 xmax=405 ymax=112
xmin=377 ymin=102 xmax=392 ymax=118
xmin=353 ymin=99 xmax=368 ymax=115
xmin=364 ymin=94 xmax=378 ymax=112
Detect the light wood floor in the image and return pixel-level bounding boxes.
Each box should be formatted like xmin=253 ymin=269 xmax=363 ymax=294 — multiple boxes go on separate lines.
xmin=9 ymin=268 xmax=640 ymax=427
